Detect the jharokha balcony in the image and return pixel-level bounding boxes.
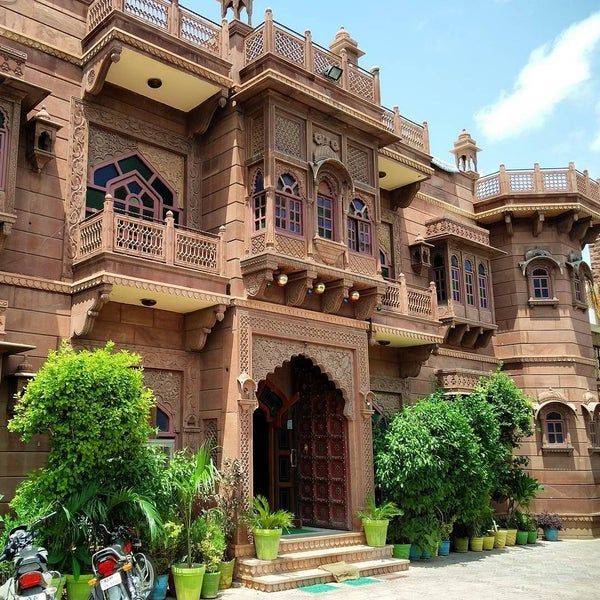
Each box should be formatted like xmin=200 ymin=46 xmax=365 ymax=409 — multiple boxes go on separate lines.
xmin=474 ymin=163 xmax=600 ymax=244
xmin=70 ymin=195 xmax=229 ymax=333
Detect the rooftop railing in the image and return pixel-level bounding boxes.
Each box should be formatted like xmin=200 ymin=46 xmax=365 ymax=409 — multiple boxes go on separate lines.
xmin=476 ymin=163 xmax=600 ymax=203
xmin=381 ymin=274 xmax=438 ymax=320
xmin=75 ymin=194 xmax=225 ymax=275
xmin=381 ymin=106 xmax=430 ymax=154
xmin=87 ymin=0 xmax=227 ymax=59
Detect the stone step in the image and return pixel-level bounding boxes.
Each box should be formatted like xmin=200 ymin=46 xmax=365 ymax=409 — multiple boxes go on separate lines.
xmin=235 ymin=531 xmax=366 ymax=558
xmin=240 ymin=557 xmax=409 ymax=592
xmin=237 ymin=544 xmax=394 ymax=577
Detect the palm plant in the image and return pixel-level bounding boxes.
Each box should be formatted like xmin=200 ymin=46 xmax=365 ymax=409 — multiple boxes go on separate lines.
xmin=355 ymin=496 xmax=403 ymax=521
xmin=245 ymin=496 xmax=294 ymax=531
xmin=169 ymin=444 xmax=218 ymax=568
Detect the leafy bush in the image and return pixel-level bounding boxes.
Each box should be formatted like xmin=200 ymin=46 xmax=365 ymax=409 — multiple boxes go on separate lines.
xmin=190 ymin=511 xmax=226 ymax=573
xmin=9 ymin=342 xmax=155 ymax=496
xmin=148 ymin=521 xmax=184 ymax=575
xmin=215 ymin=458 xmax=245 ymax=558
xmin=245 ymin=496 xmax=294 ymax=531
xmin=536 ymin=512 xmax=563 ymax=530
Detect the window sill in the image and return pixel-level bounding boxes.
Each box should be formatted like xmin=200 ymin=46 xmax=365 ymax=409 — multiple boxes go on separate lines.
xmin=528 ymin=297 xmax=559 ymax=307
xmin=588 ymin=446 xmax=600 ymax=454
xmin=542 ymin=444 xmax=573 ymax=454
xmin=572 ymin=300 xmax=588 ymax=311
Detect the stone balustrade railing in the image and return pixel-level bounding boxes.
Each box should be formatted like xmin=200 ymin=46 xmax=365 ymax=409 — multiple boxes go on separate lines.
xmin=87 ymin=0 xmax=226 ymax=58
xmin=244 ymin=11 xmax=380 ymax=103
xmin=381 ymin=274 xmax=438 ymax=320
xmin=476 ymin=163 xmax=600 ymax=203
xmin=76 ymin=195 xmax=225 ymax=275
xmin=381 ymin=106 xmax=430 ymax=154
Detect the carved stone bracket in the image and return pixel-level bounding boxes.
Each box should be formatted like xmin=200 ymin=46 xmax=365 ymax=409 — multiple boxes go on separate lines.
xmin=504 ymin=212 xmax=513 ymax=237
xmin=322 ymin=279 xmax=351 ymax=314
xmin=570 ymin=216 xmax=592 ymax=242
xmin=0 ymin=214 xmax=16 ymax=251
xmin=243 ymin=269 xmax=274 ymax=297
xmin=353 ymin=286 xmax=383 ymax=320
xmin=184 ymin=304 xmax=227 ymax=351
xmin=532 ymin=211 xmax=544 ymax=237
xmin=445 ymin=322 xmax=468 ymax=346
xmin=390 ymin=181 xmax=421 ymax=210
xmin=187 ymin=90 xmax=228 ymax=136
xmin=285 ymin=270 xmax=317 ymax=306
xmin=557 ymin=210 xmax=578 ymax=235
xmin=462 ymin=325 xmax=483 ymax=349
xmin=83 ymin=43 xmax=122 ymax=97
xmin=397 ymin=344 xmax=436 ymax=378
xmin=70 ymin=282 xmax=112 ymax=337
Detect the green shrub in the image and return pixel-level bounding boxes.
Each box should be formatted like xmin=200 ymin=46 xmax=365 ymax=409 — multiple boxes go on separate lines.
xmin=355 ymin=496 xmax=402 ymax=521
xmin=244 ymin=496 xmax=294 ymax=531
xmin=190 ymin=511 xmax=226 ymax=573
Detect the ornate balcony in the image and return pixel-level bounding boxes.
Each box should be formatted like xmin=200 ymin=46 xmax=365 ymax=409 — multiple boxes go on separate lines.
xmin=71 ymin=195 xmax=229 ymax=331
xmin=475 ymin=163 xmax=600 ymax=244
xmin=83 ymin=0 xmax=231 ymax=112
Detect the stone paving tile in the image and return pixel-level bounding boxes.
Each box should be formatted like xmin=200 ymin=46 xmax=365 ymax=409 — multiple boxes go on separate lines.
xmin=221 ymin=539 xmax=600 ymax=599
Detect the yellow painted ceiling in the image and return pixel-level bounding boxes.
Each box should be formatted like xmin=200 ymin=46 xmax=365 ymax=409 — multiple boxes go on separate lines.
xmin=378 ymin=155 xmax=428 ymax=191
xmin=106 ymin=48 xmax=220 ymax=112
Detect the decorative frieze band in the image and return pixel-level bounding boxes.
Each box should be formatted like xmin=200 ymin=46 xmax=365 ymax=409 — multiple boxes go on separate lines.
xmin=435 ymin=347 xmax=500 ymax=364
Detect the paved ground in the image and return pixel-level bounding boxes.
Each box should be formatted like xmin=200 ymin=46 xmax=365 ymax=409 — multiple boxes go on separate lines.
xmin=221 ymin=539 xmax=600 ymax=600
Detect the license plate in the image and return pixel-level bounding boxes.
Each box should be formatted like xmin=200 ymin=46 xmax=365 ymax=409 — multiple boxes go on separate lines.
xmin=18 ymin=594 xmax=46 ymax=600
xmin=100 ymin=573 xmax=122 ymax=591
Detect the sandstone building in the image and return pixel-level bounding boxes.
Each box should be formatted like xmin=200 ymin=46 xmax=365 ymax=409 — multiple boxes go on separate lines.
xmin=0 ymin=0 xmax=599 ymax=547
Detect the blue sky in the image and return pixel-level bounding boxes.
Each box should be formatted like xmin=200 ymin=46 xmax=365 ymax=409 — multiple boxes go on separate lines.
xmin=192 ymin=1 xmax=600 ymax=177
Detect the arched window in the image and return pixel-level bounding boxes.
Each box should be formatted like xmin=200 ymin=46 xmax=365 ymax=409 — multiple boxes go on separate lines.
xmin=450 ymin=255 xmax=461 ymax=302
xmin=347 ymin=198 xmax=371 ymax=255
xmin=478 ymin=264 xmax=489 ymax=309
xmin=433 ymin=254 xmax=446 ymax=302
xmin=275 ymin=173 xmax=302 ymax=234
xmin=574 ymin=271 xmax=583 ymax=303
xmin=317 ymin=180 xmax=335 ymax=240
xmin=87 ymin=152 xmax=180 ymax=222
xmin=252 ymin=170 xmax=266 ymax=231
xmin=545 ymin=411 xmax=565 ymax=445
xmin=532 ymin=267 xmax=551 ymax=299
xmin=464 ymin=259 xmax=475 ymax=306
xmin=0 ymin=108 xmax=8 ymax=191
xmin=380 ymin=249 xmax=392 ymax=280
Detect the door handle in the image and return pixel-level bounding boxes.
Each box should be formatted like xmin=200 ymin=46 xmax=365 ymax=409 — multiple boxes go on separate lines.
xmin=290 ymin=449 xmax=297 ymax=468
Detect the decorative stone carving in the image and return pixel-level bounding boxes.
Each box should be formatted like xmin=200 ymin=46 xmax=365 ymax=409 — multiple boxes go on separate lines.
xmin=184 ymin=304 xmax=227 ymax=351
xmin=70 ymin=282 xmax=112 ymax=338
xmin=0 ymin=299 xmax=7 ymax=339
xmin=219 ymin=0 xmax=253 ymax=24
xmin=144 ymin=368 xmax=182 ymax=432
xmin=321 ymin=279 xmax=351 ymax=314
xmin=312 ymin=130 xmax=340 ymax=162
xmin=519 ymin=248 xmax=563 ymax=275
xmin=285 ymin=270 xmax=317 ymax=306
xmin=347 ymin=143 xmax=371 ymax=186
xmin=426 ymin=216 xmax=490 ymax=247
xmin=397 ymin=344 xmax=436 ymax=378
xmin=187 ymin=91 xmax=228 ymax=136
xmin=274 ymin=113 xmax=304 ymax=160
xmin=313 ymin=237 xmax=346 ymax=267
xmin=250 ymin=114 xmax=264 ymax=158
xmin=353 ymin=286 xmax=383 ymax=320
xmin=0 ymin=44 xmax=26 ymax=77
xmin=25 ymin=106 xmax=63 ymax=173
xmin=436 ymin=368 xmax=490 ymax=394
xmin=83 ymin=43 xmax=122 ymax=97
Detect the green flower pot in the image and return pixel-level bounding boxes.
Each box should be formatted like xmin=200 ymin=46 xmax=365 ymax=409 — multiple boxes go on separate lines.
xmin=200 ymin=571 xmax=221 ymax=599
xmin=362 ymin=519 xmax=389 ymax=547
xmin=527 ymin=530 xmax=538 ymax=544
xmin=483 ymin=535 xmax=495 ymax=550
xmin=253 ymin=528 xmax=282 ymax=560
xmin=65 ymin=574 xmax=94 ymax=600
xmin=469 ymin=537 xmax=484 ymax=552
xmin=218 ymin=558 xmax=236 ymax=590
xmin=454 ymin=537 xmax=469 ymax=553
xmin=494 ymin=529 xmax=507 ymax=549
xmin=516 ymin=530 xmax=528 ymax=545
xmin=505 ymin=529 xmax=517 ymax=546
xmin=51 ymin=575 xmax=66 ymax=600
xmin=392 ymin=543 xmax=411 ymax=559
xmin=172 ymin=563 xmax=206 ymax=600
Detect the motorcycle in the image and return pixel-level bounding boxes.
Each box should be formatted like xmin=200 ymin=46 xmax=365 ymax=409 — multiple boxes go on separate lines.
xmin=0 ymin=513 xmax=59 ymax=600
xmin=88 ymin=526 xmax=154 ymax=600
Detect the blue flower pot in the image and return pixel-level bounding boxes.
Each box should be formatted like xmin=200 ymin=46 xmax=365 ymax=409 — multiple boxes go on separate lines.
xmin=544 ymin=527 xmax=559 ymax=541
xmin=421 ymin=548 xmax=432 ymax=559
xmin=149 ymin=574 xmax=169 ymax=600
xmin=438 ymin=540 xmax=451 ymax=556
xmin=409 ymin=544 xmax=422 ymax=560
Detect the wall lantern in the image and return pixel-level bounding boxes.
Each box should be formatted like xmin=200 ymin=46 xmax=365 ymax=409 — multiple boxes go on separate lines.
xmin=26 ymin=106 xmax=62 ymax=173
xmin=349 ymin=289 xmax=360 ymax=302
xmin=323 ymin=65 xmax=343 ymax=81
xmin=313 ymin=282 xmax=326 ymax=295
xmin=275 ymin=273 xmax=289 ymax=287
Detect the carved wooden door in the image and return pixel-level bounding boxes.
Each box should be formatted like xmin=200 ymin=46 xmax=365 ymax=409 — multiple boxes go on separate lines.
xmin=295 ymin=359 xmax=349 ymax=530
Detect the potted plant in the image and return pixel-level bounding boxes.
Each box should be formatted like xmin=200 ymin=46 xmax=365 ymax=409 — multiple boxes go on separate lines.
xmin=215 ymin=458 xmax=245 ymax=589
xmin=191 ymin=511 xmax=227 ymax=599
xmin=438 ymin=520 xmax=454 ymax=557
xmin=388 ymin=519 xmax=411 ymax=560
xmin=525 ymin=513 xmax=538 ymax=544
xmin=503 ymin=515 xmax=518 ymax=547
xmin=536 ymin=512 xmax=563 ymax=541
xmin=148 ymin=522 xmax=183 ymax=600
xmin=469 ymin=522 xmax=485 ymax=553
xmin=513 ymin=511 xmax=529 ymax=545
xmin=170 ymin=445 xmax=218 ymax=600
xmin=355 ymin=496 xmax=402 ymax=548
xmin=451 ymin=522 xmax=469 ymax=553
xmin=245 ymin=496 xmax=293 ymax=560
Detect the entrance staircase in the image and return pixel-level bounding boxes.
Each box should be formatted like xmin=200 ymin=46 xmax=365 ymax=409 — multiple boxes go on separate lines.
xmin=236 ymin=531 xmax=409 ymax=592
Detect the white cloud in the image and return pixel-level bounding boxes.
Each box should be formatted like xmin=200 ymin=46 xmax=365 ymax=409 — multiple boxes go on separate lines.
xmin=475 ymin=12 xmax=600 ymax=141
xmin=591 ymin=101 xmax=600 ymax=152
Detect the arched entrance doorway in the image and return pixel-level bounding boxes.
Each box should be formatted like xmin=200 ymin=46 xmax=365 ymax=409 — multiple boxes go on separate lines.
xmin=253 ymin=356 xmax=350 ymax=530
